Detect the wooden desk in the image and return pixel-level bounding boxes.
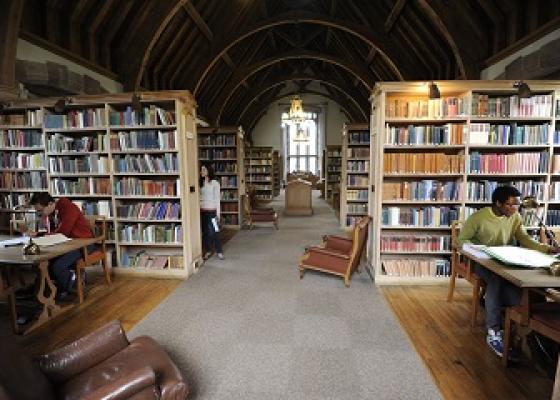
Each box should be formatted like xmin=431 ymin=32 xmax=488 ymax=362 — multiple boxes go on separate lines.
xmin=284 ymin=179 xmax=313 ymax=216
xmin=0 ymin=237 xmax=98 ymax=334
xmin=459 ymin=246 xmax=560 ymax=325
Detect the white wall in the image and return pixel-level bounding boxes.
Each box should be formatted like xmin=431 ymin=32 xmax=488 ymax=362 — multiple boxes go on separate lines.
xmin=480 ymin=28 xmax=560 ymax=80
xmin=251 ymin=93 xmax=349 ymax=157
xmin=17 ymin=39 xmax=123 ymax=93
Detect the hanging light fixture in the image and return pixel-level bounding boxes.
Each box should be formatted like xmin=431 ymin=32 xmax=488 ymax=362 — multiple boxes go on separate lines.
xmin=293 ymin=124 xmax=309 ymax=142
xmin=289 ymin=95 xmax=305 ymax=123
xmin=428 ymin=82 xmax=440 ymax=99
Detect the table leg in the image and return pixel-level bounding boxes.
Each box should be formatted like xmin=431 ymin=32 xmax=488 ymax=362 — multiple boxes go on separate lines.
xmin=520 ymin=288 xmax=530 ymax=326
xmin=22 ymin=260 xmax=69 ymax=335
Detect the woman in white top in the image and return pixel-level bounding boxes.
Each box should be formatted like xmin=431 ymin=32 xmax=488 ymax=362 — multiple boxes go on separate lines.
xmin=200 ymin=163 xmax=224 ymax=260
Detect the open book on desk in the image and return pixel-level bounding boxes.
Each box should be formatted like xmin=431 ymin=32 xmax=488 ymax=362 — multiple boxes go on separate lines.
xmin=477 ymin=245 xmax=556 ymax=269
xmin=0 ymin=234 xmax=70 ymax=248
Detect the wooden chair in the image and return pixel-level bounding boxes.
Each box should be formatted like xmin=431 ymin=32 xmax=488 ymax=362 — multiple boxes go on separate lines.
xmin=299 ymin=216 xmax=370 ymax=287
xmin=447 ymin=220 xmax=484 ymax=327
xmin=0 ymin=269 xmax=18 ymax=333
xmin=75 ymin=215 xmax=111 ymax=304
xmin=242 ymin=194 xmax=278 ymax=230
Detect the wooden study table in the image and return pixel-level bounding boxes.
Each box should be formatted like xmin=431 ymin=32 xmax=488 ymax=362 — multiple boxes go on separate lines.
xmin=0 ymin=237 xmax=98 ymax=334
xmin=459 ymin=246 xmax=560 ymax=325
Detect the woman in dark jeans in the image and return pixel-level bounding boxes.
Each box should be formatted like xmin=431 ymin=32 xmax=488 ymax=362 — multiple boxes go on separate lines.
xmin=199 ymin=163 xmax=224 ymax=260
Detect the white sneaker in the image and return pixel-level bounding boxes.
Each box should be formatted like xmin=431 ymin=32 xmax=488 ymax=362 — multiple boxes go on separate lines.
xmin=486 ymin=328 xmax=503 ymax=357
xmin=217 ymin=253 xmax=225 ymax=260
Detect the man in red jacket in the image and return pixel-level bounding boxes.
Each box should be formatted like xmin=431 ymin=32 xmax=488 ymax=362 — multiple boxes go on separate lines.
xmin=30 ymin=193 xmax=93 ymax=300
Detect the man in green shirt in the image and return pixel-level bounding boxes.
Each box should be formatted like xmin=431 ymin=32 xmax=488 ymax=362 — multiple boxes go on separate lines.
xmin=458 ymin=185 xmax=558 ymax=358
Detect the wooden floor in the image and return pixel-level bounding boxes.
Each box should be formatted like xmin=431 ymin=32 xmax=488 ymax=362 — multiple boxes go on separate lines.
xmin=381 ymin=285 xmax=553 ymax=400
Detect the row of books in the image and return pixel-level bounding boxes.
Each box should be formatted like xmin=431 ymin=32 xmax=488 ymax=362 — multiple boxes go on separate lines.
xmin=109 ymin=106 xmax=175 ymax=126
xmin=246 ymin=151 xmax=272 ymax=158
xmin=467 ymin=152 xmax=548 ymax=174
xmin=200 ymin=149 xmax=236 ymax=159
xmin=546 ymin=210 xmax=560 ymax=227
xmin=549 ymin=182 xmax=560 ymax=200
xmin=382 ymin=181 xmax=461 ymax=201
xmin=327 ymin=166 xmax=341 ymax=172
xmin=385 ymin=123 xmax=465 ymax=145
xmin=381 ymin=206 xmax=459 ymax=227
xmin=347 ymin=161 xmax=369 ymax=172
xmin=0 ymin=110 xmax=42 ymax=127
xmin=550 ymin=155 xmax=560 ymax=173
xmin=221 ymin=191 xmax=238 ymax=200
xmin=119 ymin=224 xmax=182 ymax=243
xmin=74 ymin=200 xmax=112 ymax=217
xmin=254 ymin=194 xmax=273 ymax=200
xmin=347 ymin=148 xmax=369 ymax=158
xmin=522 ymin=208 xmax=545 ymax=227
xmin=347 ymin=189 xmax=368 ymax=200
xmin=382 ymin=258 xmax=451 ymax=277
xmin=252 ymin=184 xmax=272 ymax=191
xmin=113 ymin=178 xmax=179 ymax=196
xmin=346 ymin=216 xmax=363 ymax=226
xmin=0 ymin=171 xmax=47 ymax=190
xmin=466 ymin=180 xmax=545 ymax=202
xmin=1 ymin=152 xmax=44 ymax=169
xmin=247 ymin=176 xmax=271 ymax=182
xmin=219 ymin=176 xmax=237 ymax=188
xmin=0 ymin=192 xmax=31 ymax=209
xmin=327 ymin=150 xmax=342 ymax=157
xmin=246 ymin=167 xmax=271 ymax=173
xmin=222 ymin=203 xmax=238 ymax=212
xmin=111 ymin=130 xmax=176 ymax=151
xmin=113 ymin=154 xmax=178 ymax=173
xmin=347 ymin=175 xmax=369 ymax=186
xmin=49 ymin=155 xmax=109 ymax=174
xmin=469 ymin=123 xmax=550 ymax=145
xmin=48 ymin=133 xmax=109 ymax=153
xmin=0 ymin=130 xmax=43 ymax=148
xmin=51 ymin=177 xmax=111 ymax=195
xmin=380 ymin=235 xmax=451 ymax=252
xmin=385 ymin=96 xmax=468 ymax=119
xmin=471 ymin=94 xmax=552 ymax=118
xmin=348 ymin=131 xmax=369 ymax=145
xmin=212 ymin=161 xmax=237 ymax=173
xmin=44 ymin=108 xmax=105 ymax=129
xmin=222 ymin=214 xmax=239 ymax=225
xmin=384 ymin=153 xmax=463 ymax=174
xmin=120 ymin=252 xmax=177 ymax=269
xmin=198 ymin=135 xmax=236 ymax=146
xmin=116 ymin=201 xmax=180 ymax=220
xmin=348 ymin=204 xmax=367 ymax=214
xmin=246 ymin=160 xmax=271 ymax=166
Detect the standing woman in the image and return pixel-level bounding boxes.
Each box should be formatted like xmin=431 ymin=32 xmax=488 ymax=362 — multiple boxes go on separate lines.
xmin=200 ymin=163 xmax=224 ymax=260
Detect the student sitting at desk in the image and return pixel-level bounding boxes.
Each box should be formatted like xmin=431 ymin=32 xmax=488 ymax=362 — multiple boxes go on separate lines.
xmin=29 ymin=193 xmax=93 ymax=300
xmin=458 ymin=185 xmax=559 ymax=359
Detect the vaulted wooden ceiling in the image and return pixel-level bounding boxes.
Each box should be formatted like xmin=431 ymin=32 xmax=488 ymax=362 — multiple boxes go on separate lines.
xmin=19 ymin=0 xmax=560 ymax=133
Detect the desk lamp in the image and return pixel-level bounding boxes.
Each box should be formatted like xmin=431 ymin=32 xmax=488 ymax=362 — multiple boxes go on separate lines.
xmin=522 ymin=196 xmax=559 ymax=247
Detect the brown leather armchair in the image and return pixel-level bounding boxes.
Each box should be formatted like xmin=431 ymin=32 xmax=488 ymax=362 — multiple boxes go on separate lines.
xmin=0 ymin=320 xmax=188 ymax=400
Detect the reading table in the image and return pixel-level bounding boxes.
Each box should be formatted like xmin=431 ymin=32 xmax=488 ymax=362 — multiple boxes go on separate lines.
xmin=0 ymin=236 xmax=98 ymax=334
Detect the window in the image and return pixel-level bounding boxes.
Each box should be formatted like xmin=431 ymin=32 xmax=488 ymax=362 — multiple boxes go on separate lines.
xmin=282 ymin=112 xmax=319 ymax=174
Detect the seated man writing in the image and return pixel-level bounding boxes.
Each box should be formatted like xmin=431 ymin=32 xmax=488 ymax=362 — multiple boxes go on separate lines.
xmin=29 ymin=193 xmax=93 ymax=300
xmin=458 ymin=185 xmax=559 ymax=358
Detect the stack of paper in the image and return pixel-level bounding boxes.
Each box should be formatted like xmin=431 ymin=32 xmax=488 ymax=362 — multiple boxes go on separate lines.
xmin=481 ymin=245 xmax=556 ymax=268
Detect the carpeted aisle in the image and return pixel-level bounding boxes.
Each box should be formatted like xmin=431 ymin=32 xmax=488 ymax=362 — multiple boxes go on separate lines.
xmin=130 ymin=191 xmax=442 ymax=399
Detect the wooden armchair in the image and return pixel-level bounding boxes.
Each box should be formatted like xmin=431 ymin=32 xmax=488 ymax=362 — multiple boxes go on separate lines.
xmin=447 ymin=220 xmax=485 ymax=327
xmin=242 ymin=194 xmax=278 ymax=230
xmin=75 ymin=215 xmax=111 ymax=304
xmin=299 ymin=216 xmax=370 ymax=287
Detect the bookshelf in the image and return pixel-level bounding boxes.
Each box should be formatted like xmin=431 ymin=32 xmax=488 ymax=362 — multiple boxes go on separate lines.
xmin=2 ymin=91 xmax=202 ymax=278
xmin=197 ymin=126 xmax=245 ymax=229
xmin=325 ymin=144 xmax=342 ymax=208
xmin=272 ymin=150 xmax=281 ymax=196
xmin=371 ymin=80 xmax=560 ymax=285
xmin=340 ymin=123 xmax=370 ymax=228
xmin=245 ymin=146 xmax=274 ymax=201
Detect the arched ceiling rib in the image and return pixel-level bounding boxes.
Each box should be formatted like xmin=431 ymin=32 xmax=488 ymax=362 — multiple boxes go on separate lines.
xmin=18 ymin=0 xmax=560 ymax=134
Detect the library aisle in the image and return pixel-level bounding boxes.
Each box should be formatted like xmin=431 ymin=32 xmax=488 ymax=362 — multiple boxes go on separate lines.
xmin=130 ymin=191 xmax=441 ymax=399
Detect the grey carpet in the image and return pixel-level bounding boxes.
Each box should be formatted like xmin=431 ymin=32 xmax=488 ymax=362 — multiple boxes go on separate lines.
xmin=130 ymin=192 xmax=442 ymax=400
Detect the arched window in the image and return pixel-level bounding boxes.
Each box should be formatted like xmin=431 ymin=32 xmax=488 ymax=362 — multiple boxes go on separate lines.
xmin=281 ymin=111 xmax=319 ymax=174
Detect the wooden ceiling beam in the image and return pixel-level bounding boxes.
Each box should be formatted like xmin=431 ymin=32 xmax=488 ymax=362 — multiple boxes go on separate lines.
xmin=385 ymin=0 xmax=407 ymax=32
xmin=46 ymin=0 xmax=61 ymax=44
xmin=87 ymin=0 xmax=115 ymax=63
xmin=100 ymin=0 xmax=134 ymax=68
xmin=475 ymin=0 xmax=505 ymax=52
xmin=69 ymin=0 xmax=95 ymax=55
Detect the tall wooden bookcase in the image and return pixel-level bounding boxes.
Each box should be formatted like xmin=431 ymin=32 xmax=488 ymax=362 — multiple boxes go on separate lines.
xmin=0 ymin=91 xmax=202 ymax=278
xmin=370 ymin=81 xmax=560 ymax=285
xmin=245 ymin=146 xmax=274 ymax=201
xmin=325 ymin=145 xmax=342 ymax=208
xmin=272 ymin=150 xmax=281 ymax=196
xmin=197 ymin=126 xmax=245 ymax=229
xmin=340 ymin=123 xmax=370 ymax=228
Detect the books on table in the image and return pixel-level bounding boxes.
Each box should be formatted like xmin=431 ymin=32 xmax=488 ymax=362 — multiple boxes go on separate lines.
xmin=33 ymin=234 xmax=71 ymax=247
xmin=467 ymin=245 xmax=557 ymax=268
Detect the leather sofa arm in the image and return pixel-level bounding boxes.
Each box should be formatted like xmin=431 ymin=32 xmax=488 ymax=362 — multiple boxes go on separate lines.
xmin=38 ymin=320 xmax=129 ymax=384
xmin=81 ymin=366 xmax=156 ymax=400
xmin=307 ymin=246 xmax=350 ymax=259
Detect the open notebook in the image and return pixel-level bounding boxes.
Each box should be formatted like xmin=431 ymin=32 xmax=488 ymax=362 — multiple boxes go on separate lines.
xmin=0 ymin=233 xmax=70 ymax=248
xmin=480 ymin=245 xmax=557 ymax=269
